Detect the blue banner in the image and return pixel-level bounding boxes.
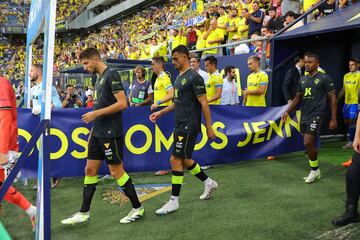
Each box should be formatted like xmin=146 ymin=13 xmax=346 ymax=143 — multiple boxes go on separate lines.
xmin=18 ymin=105 xmax=304 ymax=178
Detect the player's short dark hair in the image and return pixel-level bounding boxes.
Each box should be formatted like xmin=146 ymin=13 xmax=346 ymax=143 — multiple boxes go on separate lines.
xmin=285 ymin=11 xmax=296 ymax=18
xmin=304 ymin=52 xmax=320 ymax=62
xmin=248 ymin=55 xmax=260 ymax=63
xmin=204 ymin=56 xmax=217 ymax=67
xmin=219 ymin=6 xmax=226 ymax=10
xmin=172 ymin=45 xmax=190 ymax=58
xmin=65 ymin=84 xmax=74 ymax=90
xmin=294 ymin=55 xmax=304 ymax=63
xmin=79 ymin=47 xmax=101 ymax=60
xmin=152 ymin=56 xmax=165 ymax=67
xmin=32 ymin=63 xmax=42 ymax=72
xmin=225 ymin=66 xmax=236 ymax=75
xmin=189 ymin=53 xmax=200 ymax=62
xmin=349 ymin=58 xmax=360 ymax=64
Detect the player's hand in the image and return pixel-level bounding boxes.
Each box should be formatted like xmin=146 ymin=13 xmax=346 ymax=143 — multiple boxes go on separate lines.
xmin=329 ymin=119 xmax=337 ymax=130
xmin=281 ymin=112 xmax=289 ymax=122
xmin=353 ymin=136 xmax=360 ymax=153
xmin=32 ymin=105 xmax=41 ymax=115
xmin=149 ymin=111 xmax=161 ymax=123
xmin=150 ymin=103 xmax=158 ymax=111
xmin=242 ymin=88 xmax=248 ymax=98
xmin=206 ymin=126 xmax=216 ymax=140
xmin=82 ymin=111 xmax=98 ymax=124
xmin=287 ymin=99 xmax=292 ymax=104
xmin=0 ymin=153 xmax=8 ymax=165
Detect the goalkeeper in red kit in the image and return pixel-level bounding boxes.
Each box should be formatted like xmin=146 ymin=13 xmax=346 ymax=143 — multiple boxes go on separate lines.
xmin=0 ymin=76 xmax=36 ymax=231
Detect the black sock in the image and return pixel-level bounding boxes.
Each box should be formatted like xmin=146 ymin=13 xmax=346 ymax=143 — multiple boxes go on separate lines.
xmin=172 ymin=171 xmax=184 ymax=197
xmin=118 ymin=174 xmax=141 ymax=209
xmin=187 ymin=162 xmax=208 ymax=181
xmin=80 ymin=183 xmax=97 ymax=213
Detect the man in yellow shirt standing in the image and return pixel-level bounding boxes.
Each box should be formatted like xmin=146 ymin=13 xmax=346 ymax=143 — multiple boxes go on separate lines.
xmin=227 ymin=8 xmax=240 ymax=55
xmin=203 ymin=18 xmax=224 ymax=58
xmin=204 ymin=56 xmax=223 ymax=105
xmin=151 ymin=56 xmax=174 ymax=176
xmin=151 ymin=56 xmax=174 ymax=111
xmin=172 ymin=28 xmax=187 ymax=51
xmin=243 ymin=55 xmax=268 ymax=107
xmin=337 ymin=58 xmax=360 ymax=166
xmin=217 ymin=6 xmax=229 ymax=56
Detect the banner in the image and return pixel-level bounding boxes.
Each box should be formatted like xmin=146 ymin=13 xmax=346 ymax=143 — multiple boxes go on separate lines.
xmin=18 ymin=105 xmax=304 ymax=178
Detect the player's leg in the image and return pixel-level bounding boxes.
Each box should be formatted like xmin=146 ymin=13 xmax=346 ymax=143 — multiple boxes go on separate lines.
xmin=303 ymin=133 xmax=321 ymax=183
xmin=108 ymin=162 xmax=144 ymax=224
xmin=183 ymin=159 xmax=218 ymax=200
xmin=155 ymin=155 xmax=183 ymax=215
xmin=101 ymin=137 xmax=143 ymax=223
xmin=61 ymin=136 xmax=102 ymax=225
xmin=332 ymin=151 xmax=360 ymax=226
xmin=0 ymin=169 xmax=36 ymax=230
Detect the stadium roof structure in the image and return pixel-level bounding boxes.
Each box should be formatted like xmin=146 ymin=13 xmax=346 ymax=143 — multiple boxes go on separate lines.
xmin=274 ymin=2 xmax=360 ymax=40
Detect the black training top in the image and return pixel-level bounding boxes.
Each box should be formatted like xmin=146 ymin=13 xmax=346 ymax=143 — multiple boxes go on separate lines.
xmin=297 ymin=72 xmax=335 ymax=122
xmin=173 ymin=68 xmax=206 ymax=134
xmin=92 ymin=67 xmax=124 ymax=138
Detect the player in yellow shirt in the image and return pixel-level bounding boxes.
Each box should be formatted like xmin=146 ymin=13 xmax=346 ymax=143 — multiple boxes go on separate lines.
xmin=337 ymin=58 xmax=360 ymax=166
xmin=243 ymin=55 xmax=268 ymax=107
xmin=151 ymin=56 xmax=174 ymax=110
xmin=204 ymin=56 xmax=223 ymax=104
xmin=203 ymin=18 xmax=224 ymax=57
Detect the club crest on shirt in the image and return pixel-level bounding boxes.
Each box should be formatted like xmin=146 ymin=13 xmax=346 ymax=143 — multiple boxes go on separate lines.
xmin=314 ymin=79 xmax=320 ymax=85
xmin=181 ymin=79 xmax=187 ymax=85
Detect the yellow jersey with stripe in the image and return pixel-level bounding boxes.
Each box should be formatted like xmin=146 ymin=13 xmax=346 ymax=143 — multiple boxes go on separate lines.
xmin=344 ymin=71 xmax=360 ymax=104
xmin=206 ymin=71 xmax=223 ymax=105
xmin=154 ymin=71 xmax=173 ymax=106
xmin=245 ymin=71 xmax=269 ymax=107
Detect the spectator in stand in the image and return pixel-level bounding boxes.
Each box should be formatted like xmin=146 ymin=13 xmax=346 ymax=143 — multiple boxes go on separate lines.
xmin=227 ymin=8 xmax=240 ymax=55
xmin=203 ymin=18 xmax=224 ymax=57
xmin=267 ymin=6 xmax=284 ymax=33
xmin=217 ymin=6 xmax=229 ymax=56
xmin=194 ymin=23 xmax=207 ymax=59
xmin=284 ymin=11 xmax=304 ymax=31
xmin=62 ymin=84 xmax=83 ymax=108
xmin=85 ymin=94 xmax=94 ymax=108
xmin=245 ymin=1 xmax=265 ymax=37
xmin=129 ymin=66 xmax=153 ymax=107
xmin=318 ymin=0 xmax=336 ymax=18
xmin=221 ymin=66 xmax=240 ymax=106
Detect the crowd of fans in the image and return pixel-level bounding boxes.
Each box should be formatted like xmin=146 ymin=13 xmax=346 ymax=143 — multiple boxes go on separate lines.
xmin=0 ymin=0 xmax=354 ymax=86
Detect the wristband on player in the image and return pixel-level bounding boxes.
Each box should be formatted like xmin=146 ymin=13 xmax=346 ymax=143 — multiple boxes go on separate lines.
xmin=157 ymin=100 xmax=162 ymax=105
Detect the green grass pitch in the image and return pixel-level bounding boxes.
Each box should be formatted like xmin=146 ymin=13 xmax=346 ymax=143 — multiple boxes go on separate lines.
xmin=2 ymin=141 xmax=360 ymax=240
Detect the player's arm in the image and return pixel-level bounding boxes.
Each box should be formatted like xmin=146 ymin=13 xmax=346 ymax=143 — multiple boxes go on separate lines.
xmin=245 ymin=85 xmax=267 ymax=95
xmin=336 ymin=87 xmax=344 ymax=103
xmin=198 ymin=95 xmax=216 ymax=140
xmin=0 ymin=109 xmax=12 ymax=165
xmin=149 ymin=103 xmax=174 ymax=123
xmin=353 ymin=113 xmax=360 ymax=153
xmin=328 ymin=91 xmax=337 ymax=129
xmin=208 ymin=86 xmax=222 ymax=103
xmin=281 ymin=92 xmax=302 ymax=122
xmin=82 ymin=90 xmax=127 ymax=124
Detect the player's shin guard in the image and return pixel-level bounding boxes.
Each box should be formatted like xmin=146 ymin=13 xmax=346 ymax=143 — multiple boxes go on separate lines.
xmin=80 ymin=175 xmax=98 ymax=213
xmin=117 ymin=173 xmax=141 ymax=209
xmin=309 ymin=159 xmax=319 ymax=171
xmin=187 ymin=162 xmax=208 ymax=181
xmin=4 ymin=186 xmax=31 ymax=211
xmin=171 ymin=171 xmax=184 ymax=197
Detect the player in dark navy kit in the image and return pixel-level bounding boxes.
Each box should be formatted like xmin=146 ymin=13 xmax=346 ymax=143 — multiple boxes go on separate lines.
xmin=61 ymin=48 xmax=143 ymax=225
xmin=150 ymin=45 xmax=218 ymax=215
xmin=282 ymin=53 xmax=337 ymax=183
